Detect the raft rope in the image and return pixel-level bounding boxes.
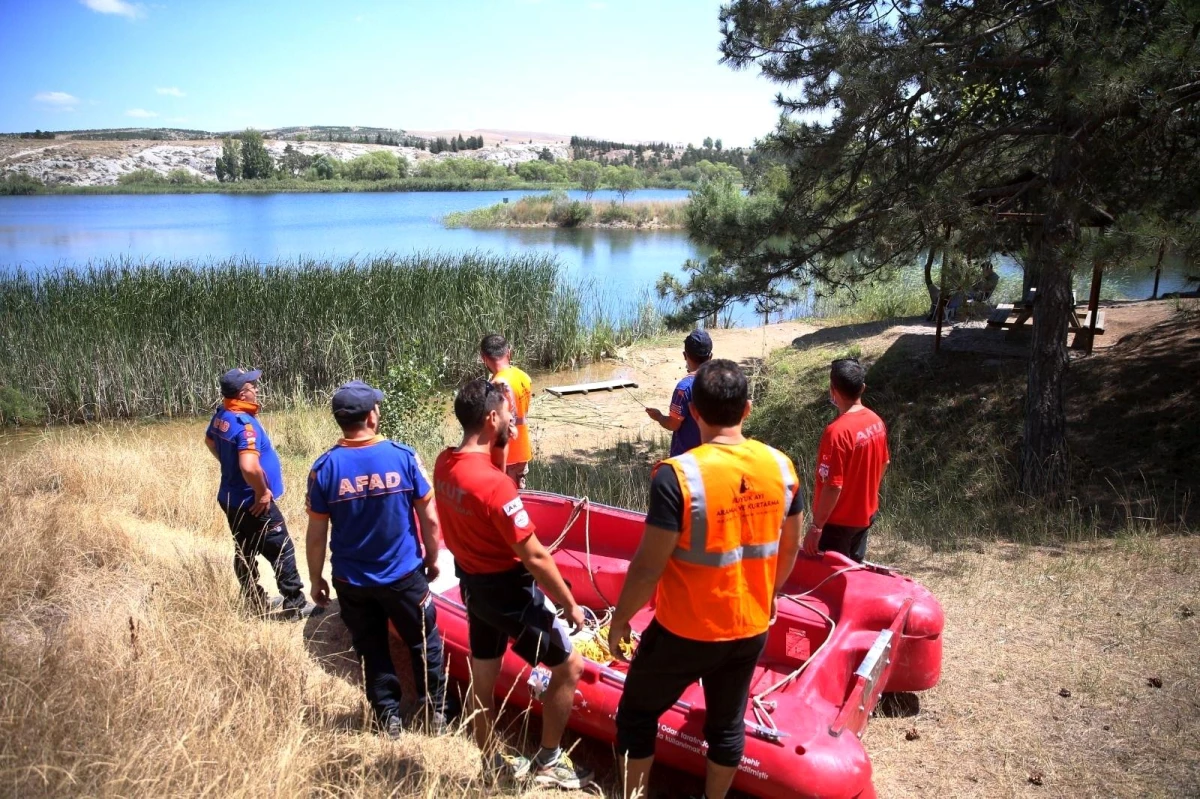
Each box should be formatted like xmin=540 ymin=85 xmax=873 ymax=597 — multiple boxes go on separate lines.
xmin=546 ymin=500 xmax=869 ymax=699
xmin=748 ymin=564 xmax=867 ymax=732
xmin=546 ymin=496 xmax=639 ymax=662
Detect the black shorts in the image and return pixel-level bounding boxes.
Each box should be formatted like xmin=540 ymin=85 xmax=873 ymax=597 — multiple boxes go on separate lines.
xmin=457 ymin=564 xmax=572 ymax=668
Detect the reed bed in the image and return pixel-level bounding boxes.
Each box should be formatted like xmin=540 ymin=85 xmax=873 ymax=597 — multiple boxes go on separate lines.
xmin=445 ymin=194 xmax=689 ymax=229
xmin=0 ymin=253 xmax=664 ymax=422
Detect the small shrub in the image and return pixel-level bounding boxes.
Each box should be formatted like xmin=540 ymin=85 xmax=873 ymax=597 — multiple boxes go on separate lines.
xmin=377 ymin=355 xmax=450 ymax=459
xmin=166 ymin=168 xmax=203 ymax=185
xmin=118 ymin=168 xmax=167 ymax=186
xmin=0 ymin=172 xmax=45 ymax=195
xmin=550 ymin=199 xmax=592 ymax=228
xmin=0 ymin=386 xmax=43 ymax=425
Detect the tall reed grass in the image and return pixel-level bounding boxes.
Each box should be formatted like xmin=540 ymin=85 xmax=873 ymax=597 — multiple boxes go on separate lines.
xmin=0 ymin=253 xmax=664 ymax=422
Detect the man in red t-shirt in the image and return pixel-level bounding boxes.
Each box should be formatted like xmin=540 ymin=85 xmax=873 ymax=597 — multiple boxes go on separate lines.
xmin=806 ymin=358 xmax=890 ymax=562
xmin=433 ymin=379 xmax=593 ymax=790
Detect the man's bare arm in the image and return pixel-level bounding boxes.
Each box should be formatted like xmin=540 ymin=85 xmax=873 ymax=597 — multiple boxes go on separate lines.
xmin=512 ymin=533 xmax=577 ymax=610
xmin=413 ymin=494 xmax=441 ymax=578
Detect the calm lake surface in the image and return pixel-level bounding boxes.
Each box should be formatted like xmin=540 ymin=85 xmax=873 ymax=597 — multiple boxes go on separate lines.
xmin=0 ymin=189 xmax=1192 ymax=310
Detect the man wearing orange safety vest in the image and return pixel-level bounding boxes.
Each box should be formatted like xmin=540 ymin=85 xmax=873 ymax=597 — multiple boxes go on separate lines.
xmin=480 ymin=334 xmax=533 ymax=488
xmin=608 ymin=360 xmax=805 ymax=799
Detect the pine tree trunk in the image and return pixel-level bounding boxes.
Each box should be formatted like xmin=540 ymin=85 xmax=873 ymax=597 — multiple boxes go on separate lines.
xmin=1019 ymin=239 xmax=1072 ymax=495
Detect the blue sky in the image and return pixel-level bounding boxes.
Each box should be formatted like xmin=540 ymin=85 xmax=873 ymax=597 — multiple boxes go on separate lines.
xmin=0 ymin=0 xmax=786 ymax=146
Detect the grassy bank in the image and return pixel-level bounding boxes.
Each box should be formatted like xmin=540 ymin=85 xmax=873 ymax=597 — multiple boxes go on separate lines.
xmin=0 ymin=308 xmax=1196 ymax=795
xmin=748 ymin=304 xmax=1199 ymax=542
xmin=444 ymin=193 xmax=689 ymax=229
xmin=0 ymin=254 xmax=666 ymax=422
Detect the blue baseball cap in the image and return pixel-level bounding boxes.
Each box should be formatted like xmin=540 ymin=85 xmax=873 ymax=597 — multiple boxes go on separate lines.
xmin=331 ymin=380 xmax=384 ymax=419
xmin=220 ymin=367 xmax=262 ymax=398
xmin=684 ymin=329 xmax=713 ymax=358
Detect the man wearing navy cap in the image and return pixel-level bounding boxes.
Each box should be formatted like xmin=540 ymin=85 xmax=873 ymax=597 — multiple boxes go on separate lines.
xmin=305 ymin=380 xmax=447 ymax=737
xmin=645 ymin=329 xmax=713 ymax=456
xmin=204 ymin=367 xmax=310 ymax=616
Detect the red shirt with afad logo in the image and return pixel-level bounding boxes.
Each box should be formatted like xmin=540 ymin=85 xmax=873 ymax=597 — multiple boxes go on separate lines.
xmin=814 ymin=407 xmax=890 ymax=528
xmin=432 ymin=448 xmax=535 ymax=575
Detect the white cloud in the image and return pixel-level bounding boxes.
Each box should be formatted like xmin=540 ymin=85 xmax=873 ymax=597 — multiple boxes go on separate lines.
xmin=126 ymin=108 xmax=158 ymax=118
xmin=81 ymin=0 xmax=144 ymax=19
xmin=34 ymin=91 xmax=80 ymax=110
xmin=156 ymin=87 xmax=185 ymax=97
xmin=589 ymin=1 xmax=607 ymax=9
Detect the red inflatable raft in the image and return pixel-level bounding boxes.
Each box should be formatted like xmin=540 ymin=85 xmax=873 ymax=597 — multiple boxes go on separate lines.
xmin=427 ymin=491 xmax=944 ymax=798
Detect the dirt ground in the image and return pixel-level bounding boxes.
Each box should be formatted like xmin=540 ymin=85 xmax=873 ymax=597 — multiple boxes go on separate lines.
xmin=525 ymin=300 xmax=1182 ymax=461
xmin=526 ymin=322 xmax=816 ymax=458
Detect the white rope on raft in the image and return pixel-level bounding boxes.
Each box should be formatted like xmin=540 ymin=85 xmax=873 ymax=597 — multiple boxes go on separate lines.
xmin=748 ymin=563 xmax=868 ymax=731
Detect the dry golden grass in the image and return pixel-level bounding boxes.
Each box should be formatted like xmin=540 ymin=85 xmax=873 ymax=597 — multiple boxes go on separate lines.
xmin=1 ymin=399 xmax=1197 ymax=797
xmin=868 ymin=534 xmax=1200 ymax=797
xmin=0 ymin=418 xmax=597 ymax=798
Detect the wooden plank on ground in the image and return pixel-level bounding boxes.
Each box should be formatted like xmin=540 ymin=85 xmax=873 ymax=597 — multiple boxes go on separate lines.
xmin=544 ymin=378 xmax=639 ymax=397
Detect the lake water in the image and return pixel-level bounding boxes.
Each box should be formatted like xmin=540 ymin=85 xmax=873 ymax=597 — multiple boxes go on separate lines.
xmin=0 ymin=190 xmax=1193 ymax=316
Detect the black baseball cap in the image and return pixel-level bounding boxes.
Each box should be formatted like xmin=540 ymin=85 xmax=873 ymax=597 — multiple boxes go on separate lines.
xmin=684 ymin=329 xmax=713 ymax=358
xmin=331 ymin=380 xmax=384 ymax=419
xmin=220 ymin=367 xmax=262 ymax=398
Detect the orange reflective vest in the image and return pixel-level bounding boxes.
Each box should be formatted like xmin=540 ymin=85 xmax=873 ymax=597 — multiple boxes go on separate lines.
xmin=492 ymin=365 xmax=532 ymax=465
xmin=653 ymin=439 xmax=799 ymax=642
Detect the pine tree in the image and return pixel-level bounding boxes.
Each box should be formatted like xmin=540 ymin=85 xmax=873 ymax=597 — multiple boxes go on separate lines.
xmin=683 ymin=0 xmax=1200 ymax=494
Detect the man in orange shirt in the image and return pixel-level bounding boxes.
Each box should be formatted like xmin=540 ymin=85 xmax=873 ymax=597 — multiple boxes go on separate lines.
xmin=433 ymin=379 xmax=592 ymax=790
xmin=805 ymin=358 xmax=890 ymax=562
xmin=608 ymin=360 xmax=805 ymax=799
xmin=481 ymin=333 xmax=533 ymax=488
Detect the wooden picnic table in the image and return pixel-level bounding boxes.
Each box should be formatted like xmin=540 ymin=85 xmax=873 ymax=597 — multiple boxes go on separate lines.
xmin=985 ymin=287 xmax=1105 ymax=348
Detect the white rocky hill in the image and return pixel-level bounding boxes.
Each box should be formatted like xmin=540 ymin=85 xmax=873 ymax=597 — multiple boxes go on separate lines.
xmin=0 ymin=138 xmax=571 ymax=186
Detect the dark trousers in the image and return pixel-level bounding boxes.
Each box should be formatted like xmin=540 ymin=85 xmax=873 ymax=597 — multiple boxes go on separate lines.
xmin=819 ymin=520 xmax=872 ymax=563
xmin=334 ymin=569 xmax=447 ymax=723
xmin=221 ymin=501 xmax=305 ymax=604
xmin=616 ymin=620 xmax=767 ymax=767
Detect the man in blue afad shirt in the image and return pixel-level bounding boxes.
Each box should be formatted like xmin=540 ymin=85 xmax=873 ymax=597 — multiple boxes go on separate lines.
xmin=204 ymin=367 xmax=309 ymax=616
xmin=305 ymin=380 xmax=447 ymax=737
xmin=645 ymin=329 xmax=713 ymax=456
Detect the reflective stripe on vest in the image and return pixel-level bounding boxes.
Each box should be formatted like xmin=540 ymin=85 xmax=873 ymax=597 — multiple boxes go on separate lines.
xmin=671 ymin=449 xmax=789 ymax=567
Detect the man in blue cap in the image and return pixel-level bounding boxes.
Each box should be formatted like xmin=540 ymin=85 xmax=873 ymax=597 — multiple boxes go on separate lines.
xmin=204 ymin=367 xmax=310 ymax=616
xmin=645 ymin=329 xmax=713 ymax=456
xmin=305 ymin=380 xmax=448 ymax=737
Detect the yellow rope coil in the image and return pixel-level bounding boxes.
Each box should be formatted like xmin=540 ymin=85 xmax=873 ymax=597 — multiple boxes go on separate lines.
xmin=571 ymin=625 xmax=634 ymax=663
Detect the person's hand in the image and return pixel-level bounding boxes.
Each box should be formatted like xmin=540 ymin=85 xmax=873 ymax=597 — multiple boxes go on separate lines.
xmin=424 ymin=556 xmax=440 ymax=582
xmin=645 ymin=408 xmax=664 ymax=423
xmin=563 ymin=603 xmax=586 ymax=634
xmin=311 ymin=576 xmax=330 ymax=608
xmin=803 ymin=524 xmax=822 ymax=557
xmin=250 ymin=490 xmax=272 ymax=517
xmin=769 ymin=594 xmax=779 ymax=626
xmin=608 ymin=616 xmax=634 ymax=663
